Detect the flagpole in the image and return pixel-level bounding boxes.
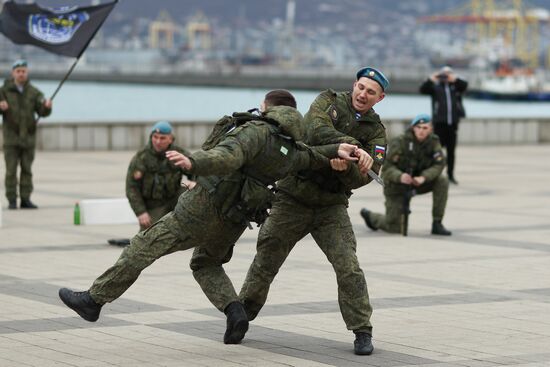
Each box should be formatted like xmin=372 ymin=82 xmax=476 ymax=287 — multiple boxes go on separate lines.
xmin=2 ymin=0 xmax=119 ymax=122
xmin=47 ymin=0 xmax=119 ymax=102
xmin=49 ymin=56 xmax=81 ymax=101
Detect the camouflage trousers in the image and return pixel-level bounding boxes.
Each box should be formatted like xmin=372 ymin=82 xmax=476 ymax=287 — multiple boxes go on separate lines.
xmin=239 ymin=192 xmax=373 ymax=333
xmin=3 ymin=145 xmax=35 ymax=201
xmin=140 ymin=197 xmax=179 ymax=231
xmin=370 ymin=175 xmax=449 ymax=233
xmin=89 ymin=186 xmax=246 ymax=312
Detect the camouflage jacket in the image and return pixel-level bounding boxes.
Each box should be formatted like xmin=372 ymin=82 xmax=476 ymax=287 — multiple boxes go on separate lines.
xmin=178 ymin=106 xmax=340 ymax=224
xmin=277 ymin=89 xmax=387 ymax=207
xmin=381 ymin=129 xmax=446 ymax=195
xmin=1 ymin=78 xmax=52 ymax=148
xmin=126 ymin=140 xmax=192 ymax=215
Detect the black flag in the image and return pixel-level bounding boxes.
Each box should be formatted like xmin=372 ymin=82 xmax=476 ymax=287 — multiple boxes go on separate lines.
xmin=0 ymin=0 xmax=117 ymax=58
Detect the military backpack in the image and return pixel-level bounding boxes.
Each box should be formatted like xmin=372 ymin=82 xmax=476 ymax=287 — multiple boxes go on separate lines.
xmin=199 ymin=109 xmax=285 ymax=227
xmin=202 ymin=109 xmax=279 ymax=150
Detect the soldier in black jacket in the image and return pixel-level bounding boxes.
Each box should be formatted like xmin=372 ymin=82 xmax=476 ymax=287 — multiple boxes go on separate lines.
xmin=420 ymin=66 xmax=467 ymax=184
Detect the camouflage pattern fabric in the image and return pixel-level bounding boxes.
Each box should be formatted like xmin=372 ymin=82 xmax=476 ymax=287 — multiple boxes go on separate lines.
xmin=380 ymin=129 xmax=446 ymax=195
xmin=90 ymin=186 xmax=246 ymax=307
xmin=240 ymin=90 xmax=387 ymax=334
xmin=369 ymin=175 xmax=449 ymax=233
xmin=88 ymin=106 xmax=341 ymax=313
xmin=369 ymin=129 xmax=448 ymax=232
xmin=3 ymin=145 xmax=35 ymax=201
xmin=277 ymin=89 xmax=387 ymax=207
xmin=1 ymin=78 xmax=51 ymax=201
xmin=240 ymin=193 xmax=373 ymax=332
xmin=1 ymin=78 xmax=51 ymax=149
xmin=125 ymin=140 xmax=191 ymax=229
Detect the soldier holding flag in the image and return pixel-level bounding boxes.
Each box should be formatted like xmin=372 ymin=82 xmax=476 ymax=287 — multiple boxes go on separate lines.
xmin=0 ymin=0 xmax=118 ymax=208
xmin=0 ymin=59 xmax=52 ymax=209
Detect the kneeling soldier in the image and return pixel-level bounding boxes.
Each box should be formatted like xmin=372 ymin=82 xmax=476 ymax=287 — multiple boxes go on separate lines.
xmin=361 ymin=114 xmax=451 ymax=236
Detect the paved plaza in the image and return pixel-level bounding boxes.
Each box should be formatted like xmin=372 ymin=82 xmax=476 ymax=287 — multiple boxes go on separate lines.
xmin=0 ymin=144 xmax=549 ymax=367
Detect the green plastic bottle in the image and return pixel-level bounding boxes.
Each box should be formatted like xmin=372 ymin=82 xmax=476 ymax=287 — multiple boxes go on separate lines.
xmin=73 ymin=202 xmax=81 ymax=225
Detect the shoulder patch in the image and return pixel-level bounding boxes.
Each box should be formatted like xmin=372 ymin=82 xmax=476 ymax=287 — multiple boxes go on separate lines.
xmin=329 ymin=105 xmax=338 ymax=122
xmin=374 ymin=145 xmax=386 ymax=164
xmin=433 ymin=151 xmax=444 ymax=162
xmin=133 ymin=170 xmax=143 ymax=180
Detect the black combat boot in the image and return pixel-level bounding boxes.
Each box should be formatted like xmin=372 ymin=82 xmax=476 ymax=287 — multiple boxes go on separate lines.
xmin=431 ymin=221 xmax=452 ymax=236
xmin=241 ymin=299 xmax=259 ymax=321
xmin=20 ymin=199 xmax=38 ymax=209
xmin=360 ymin=208 xmax=378 ymax=231
xmin=448 ymin=175 xmax=458 ymax=185
xmin=223 ymin=301 xmax=249 ymax=344
xmin=8 ymin=199 xmax=17 ymax=209
xmin=354 ymin=331 xmax=374 ymax=355
xmin=58 ymin=288 xmax=102 ymax=322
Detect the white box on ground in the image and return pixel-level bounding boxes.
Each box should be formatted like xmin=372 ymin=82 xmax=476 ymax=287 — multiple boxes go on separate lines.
xmin=80 ymin=198 xmax=137 ymax=225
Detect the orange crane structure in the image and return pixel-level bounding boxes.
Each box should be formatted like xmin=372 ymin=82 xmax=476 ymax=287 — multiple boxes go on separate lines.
xmin=418 ymin=0 xmax=550 ymax=69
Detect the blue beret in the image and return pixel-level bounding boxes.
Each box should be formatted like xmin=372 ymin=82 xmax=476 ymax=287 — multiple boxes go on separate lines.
xmin=151 ymin=121 xmax=173 ymax=134
xmin=12 ymin=59 xmax=27 ymax=69
xmin=410 ymin=114 xmax=432 ymax=127
xmin=356 ymin=67 xmax=389 ymax=91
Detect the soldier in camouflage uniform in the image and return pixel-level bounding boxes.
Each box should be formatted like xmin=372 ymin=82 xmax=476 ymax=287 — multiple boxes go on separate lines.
xmin=239 ymin=67 xmax=388 ymax=355
xmin=360 ymin=114 xmax=452 ymax=236
xmin=126 ymin=121 xmax=194 ymax=231
xmin=0 ymin=60 xmax=52 ymax=209
xmin=58 ymin=90 xmax=370 ymax=345
xmin=107 ymin=121 xmax=195 ymax=247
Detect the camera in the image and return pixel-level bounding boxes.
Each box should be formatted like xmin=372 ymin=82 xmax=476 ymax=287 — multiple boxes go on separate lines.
xmin=437 ymin=73 xmax=448 ymax=81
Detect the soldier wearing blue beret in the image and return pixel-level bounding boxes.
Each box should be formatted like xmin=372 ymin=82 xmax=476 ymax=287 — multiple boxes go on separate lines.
xmin=1 ymin=59 xmax=52 ymax=209
xmin=126 ymin=121 xmax=195 ymax=231
xmin=356 ymin=67 xmax=390 ymax=91
xmin=361 ymin=114 xmax=452 ymax=236
xmin=108 ymin=121 xmax=196 ymax=247
xmin=239 ymin=67 xmax=389 ymax=356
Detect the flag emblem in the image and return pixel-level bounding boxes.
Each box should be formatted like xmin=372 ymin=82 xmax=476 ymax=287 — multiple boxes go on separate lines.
xmin=28 ymin=11 xmax=90 ymax=44
xmin=0 ymin=0 xmax=117 ymax=58
xmin=374 ymin=145 xmax=386 ymax=163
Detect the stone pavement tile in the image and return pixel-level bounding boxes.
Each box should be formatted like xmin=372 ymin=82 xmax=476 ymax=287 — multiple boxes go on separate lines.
xmin=1 ymin=345 xmax=98 ymax=367
xmin=1 ymin=146 xmax=550 ymax=366
xmin=516 ymin=354 xmax=550 ymax=363
xmin=483 ymin=356 xmax=534 ymax=365
xmin=152 ymin=320 xmax=441 ymax=367
xmin=0 ymin=316 xmax=136 ymax=336
xmin=241 ymin=356 xmax=334 ymax=367
xmin=374 ymin=341 xmax=468 ymax=364
xmin=472 ymin=362 xmax=532 ymax=367
xmin=109 ymin=309 xmax=220 ymax=326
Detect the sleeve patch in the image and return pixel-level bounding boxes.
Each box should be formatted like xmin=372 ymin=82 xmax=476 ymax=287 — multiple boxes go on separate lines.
xmin=133 ymin=170 xmax=143 ymax=180
xmin=433 ymin=151 xmax=444 ymax=162
xmin=329 ymin=105 xmax=338 ymax=123
xmin=374 ymin=145 xmax=386 ymax=163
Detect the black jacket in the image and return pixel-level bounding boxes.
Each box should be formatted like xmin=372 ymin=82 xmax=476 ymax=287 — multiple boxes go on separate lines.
xmin=420 ymin=78 xmax=468 ymax=128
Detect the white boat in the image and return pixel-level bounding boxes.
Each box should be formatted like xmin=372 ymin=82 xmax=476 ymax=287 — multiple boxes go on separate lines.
xmin=469 ymin=64 xmax=550 ymax=101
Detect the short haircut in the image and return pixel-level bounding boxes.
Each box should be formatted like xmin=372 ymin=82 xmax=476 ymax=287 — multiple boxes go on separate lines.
xmin=264 ymin=89 xmax=297 ymax=108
